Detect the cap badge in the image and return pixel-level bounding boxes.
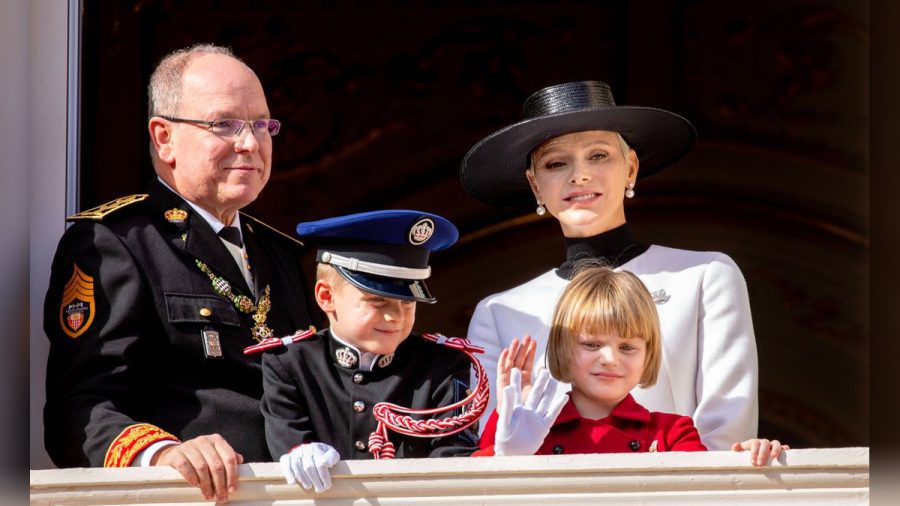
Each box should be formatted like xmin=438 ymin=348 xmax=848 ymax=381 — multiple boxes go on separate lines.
xmin=335 ymin=347 xmax=358 ymax=368
xmin=164 ymin=208 xmax=188 ymax=223
xmin=408 ymin=218 xmax=435 ymax=245
xmin=59 ymin=264 xmax=96 ymax=339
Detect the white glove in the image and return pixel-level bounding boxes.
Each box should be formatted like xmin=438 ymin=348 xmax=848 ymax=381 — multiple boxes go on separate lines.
xmin=279 ymin=442 xmax=341 ymax=493
xmin=495 ymin=367 xmax=568 ymax=456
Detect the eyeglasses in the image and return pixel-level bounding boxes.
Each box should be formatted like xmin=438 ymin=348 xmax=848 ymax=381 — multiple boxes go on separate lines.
xmin=160 ymin=116 xmax=281 ymax=137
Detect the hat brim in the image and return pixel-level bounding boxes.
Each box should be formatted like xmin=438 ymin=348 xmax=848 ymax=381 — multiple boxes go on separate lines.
xmin=459 ymin=106 xmax=697 ymax=208
xmin=335 ymin=266 xmax=436 ymax=304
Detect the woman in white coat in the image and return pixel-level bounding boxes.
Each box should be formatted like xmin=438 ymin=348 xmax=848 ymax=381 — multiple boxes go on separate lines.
xmin=459 ymin=81 xmax=757 ymax=450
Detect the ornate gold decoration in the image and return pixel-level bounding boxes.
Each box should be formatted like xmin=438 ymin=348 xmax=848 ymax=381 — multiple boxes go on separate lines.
xmin=164 ymin=208 xmax=188 ymax=223
xmin=195 ymin=259 xmax=272 ymax=342
xmin=103 ymin=423 xmax=179 ymax=467
xmin=68 ymin=194 xmax=148 ymax=221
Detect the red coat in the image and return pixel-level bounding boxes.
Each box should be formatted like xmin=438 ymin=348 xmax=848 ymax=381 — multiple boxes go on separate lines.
xmin=474 ymin=394 xmax=707 ymax=456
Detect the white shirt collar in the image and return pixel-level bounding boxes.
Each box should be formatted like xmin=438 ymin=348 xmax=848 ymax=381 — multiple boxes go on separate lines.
xmin=157 ymin=177 xmax=243 ymax=238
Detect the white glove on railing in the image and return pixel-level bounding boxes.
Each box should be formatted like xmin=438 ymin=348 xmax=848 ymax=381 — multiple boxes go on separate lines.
xmin=494 ymin=367 xmax=568 ymax=456
xmin=279 ymin=442 xmax=341 ymax=493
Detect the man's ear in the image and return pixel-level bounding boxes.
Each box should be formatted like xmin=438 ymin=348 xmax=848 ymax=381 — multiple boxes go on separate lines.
xmin=149 ymin=118 xmax=176 ymax=165
xmin=525 ymin=168 xmax=542 ymax=203
xmin=314 ymin=280 xmax=336 ymax=314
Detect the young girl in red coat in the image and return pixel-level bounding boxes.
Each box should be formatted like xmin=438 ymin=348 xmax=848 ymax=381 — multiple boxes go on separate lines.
xmin=474 ymin=265 xmax=787 ymax=465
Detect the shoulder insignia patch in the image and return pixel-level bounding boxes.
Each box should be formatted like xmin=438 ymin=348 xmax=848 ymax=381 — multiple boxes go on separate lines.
xmin=240 ymin=213 xmax=304 ymax=247
xmin=67 ymin=194 xmax=148 ymax=221
xmin=59 ymin=264 xmax=96 ymax=339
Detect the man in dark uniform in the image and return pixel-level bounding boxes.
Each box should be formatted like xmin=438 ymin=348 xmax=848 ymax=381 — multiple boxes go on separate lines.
xmin=43 ymin=44 xmax=316 ymax=503
xmin=259 ymin=210 xmax=482 ymax=493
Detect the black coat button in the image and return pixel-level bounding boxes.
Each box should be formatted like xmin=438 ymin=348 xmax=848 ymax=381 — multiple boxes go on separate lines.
xmin=552 ymin=445 xmax=564 ymax=454
xmin=629 ymin=440 xmax=641 ymax=451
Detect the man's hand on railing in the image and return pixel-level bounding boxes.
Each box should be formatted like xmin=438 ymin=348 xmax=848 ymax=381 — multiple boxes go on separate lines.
xmin=495 ymin=368 xmax=568 ymax=456
xmin=152 ymin=434 xmax=243 ymax=503
xmin=280 ymin=442 xmax=341 ymax=493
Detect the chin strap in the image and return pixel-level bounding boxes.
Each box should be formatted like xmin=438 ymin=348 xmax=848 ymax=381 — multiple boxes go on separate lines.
xmin=367 ymin=333 xmax=489 ymax=459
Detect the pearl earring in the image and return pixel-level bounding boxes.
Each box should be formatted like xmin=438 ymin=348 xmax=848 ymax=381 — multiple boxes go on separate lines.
xmin=625 ymin=182 xmax=635 ymax=199
xmin=536 ymin=202 xmax=546 ymax=215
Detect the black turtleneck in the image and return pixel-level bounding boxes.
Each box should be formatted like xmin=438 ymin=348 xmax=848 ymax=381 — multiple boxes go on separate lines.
xmin=555 ymin=223 xmax=649 ymax=280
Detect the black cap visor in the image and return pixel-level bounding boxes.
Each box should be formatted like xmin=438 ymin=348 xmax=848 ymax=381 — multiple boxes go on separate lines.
xmin=334 ymin=266 xmax=436 ymax=304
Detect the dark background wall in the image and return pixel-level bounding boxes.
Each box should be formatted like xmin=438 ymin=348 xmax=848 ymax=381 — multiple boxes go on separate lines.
xmin=78 ymin=0 xmax=868 ymax=448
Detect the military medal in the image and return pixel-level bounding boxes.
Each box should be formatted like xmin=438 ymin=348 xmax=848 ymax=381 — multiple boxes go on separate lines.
xmin=195 ymin=259 xmax=273 ymax=342
xmin=202 ymin=328 xmax=223 ymax=358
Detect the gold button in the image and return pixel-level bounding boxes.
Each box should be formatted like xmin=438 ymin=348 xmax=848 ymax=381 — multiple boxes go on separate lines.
xmin=199 ymin=308 xmax=212 ymax=317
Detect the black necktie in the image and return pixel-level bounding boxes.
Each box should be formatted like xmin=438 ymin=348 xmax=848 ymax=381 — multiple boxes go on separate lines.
xmin=218 ymin=226 xmax=243 ymax=248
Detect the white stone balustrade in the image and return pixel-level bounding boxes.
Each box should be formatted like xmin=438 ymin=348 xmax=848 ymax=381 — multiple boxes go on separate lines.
xmin=30 ymin=447 xmax=868 ymax=505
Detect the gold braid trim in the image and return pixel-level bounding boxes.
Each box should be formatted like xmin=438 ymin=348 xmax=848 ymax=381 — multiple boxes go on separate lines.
xmin=67 ymin=194 xmax=148 ymax=221
xmin=104 ymin=423 xmax=180 ymax=468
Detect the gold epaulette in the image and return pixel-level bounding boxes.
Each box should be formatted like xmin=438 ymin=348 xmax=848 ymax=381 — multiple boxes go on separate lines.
xmin=241 ymin=213 xmax=304 ymax=247
xmin=67 ymin=194 xmax=149 ymax=221
xmin=103 ymin=423 xmax=180 ymax=467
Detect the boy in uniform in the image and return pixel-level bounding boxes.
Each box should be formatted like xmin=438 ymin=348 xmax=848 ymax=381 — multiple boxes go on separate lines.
xmin=257 ymin=210 xmax=484 ymax=493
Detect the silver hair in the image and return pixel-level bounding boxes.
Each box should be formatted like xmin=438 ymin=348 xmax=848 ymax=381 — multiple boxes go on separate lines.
xmin=147 ymin=43 xmax=240 ymax=119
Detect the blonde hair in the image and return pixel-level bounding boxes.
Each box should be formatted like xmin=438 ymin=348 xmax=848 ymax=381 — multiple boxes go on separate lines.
xmin=528 ymin=132 xmax=632 ymax=172
xmin=547 ymin=264 xmax=661 ymax=387
xmin=316 ymin=263 xmax=346 ymax=288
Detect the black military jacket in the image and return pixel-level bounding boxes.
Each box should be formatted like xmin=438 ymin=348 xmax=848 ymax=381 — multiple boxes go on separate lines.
xmin=43 ymin=180 xmax=317 ymax=467
xmin=261 ymin=328 xmax=478 ymax=460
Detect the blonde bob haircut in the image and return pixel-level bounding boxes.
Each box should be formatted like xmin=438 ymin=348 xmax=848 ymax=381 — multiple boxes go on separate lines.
xmin=547 ymin=264 xmax=662 ymax=387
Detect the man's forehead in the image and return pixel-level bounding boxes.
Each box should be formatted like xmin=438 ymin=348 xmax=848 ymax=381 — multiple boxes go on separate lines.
xmin=179 ymin=55 xmax=268 ymax=115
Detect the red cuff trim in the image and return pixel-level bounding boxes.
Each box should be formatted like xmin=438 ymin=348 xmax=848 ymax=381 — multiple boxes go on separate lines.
xmin=104 ymin=423 xmax=180 ymax=467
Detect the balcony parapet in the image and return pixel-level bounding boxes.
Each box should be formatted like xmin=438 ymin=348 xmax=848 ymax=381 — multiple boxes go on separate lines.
xmin=30 ymin=447 xmax=869 ymax=505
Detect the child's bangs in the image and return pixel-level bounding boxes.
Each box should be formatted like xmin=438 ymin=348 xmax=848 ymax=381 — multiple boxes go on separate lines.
xmin=565 ymin=286 xmax=645 ymax=341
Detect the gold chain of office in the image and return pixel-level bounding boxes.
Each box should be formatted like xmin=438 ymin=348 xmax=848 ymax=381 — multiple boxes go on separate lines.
xmin=195 ymin=259 xmax=274 ymax=342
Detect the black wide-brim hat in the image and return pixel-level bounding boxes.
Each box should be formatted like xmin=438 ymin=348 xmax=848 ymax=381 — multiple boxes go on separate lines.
xmin=459 ymin=80 xmax=697 ymax=208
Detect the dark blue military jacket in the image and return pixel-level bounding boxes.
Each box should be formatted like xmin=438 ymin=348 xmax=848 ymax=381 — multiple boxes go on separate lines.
xmin=261 ymin=329 xmax=478 ymax=460
xmin=43 ymin=179 xmax=317 ymax=467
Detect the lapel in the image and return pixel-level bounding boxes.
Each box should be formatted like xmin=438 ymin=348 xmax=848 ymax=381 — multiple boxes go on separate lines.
xmin=147 ymin=180 xmax=253 ymax=297
xmin=240 ymin=214 xmax=272 ymax=298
